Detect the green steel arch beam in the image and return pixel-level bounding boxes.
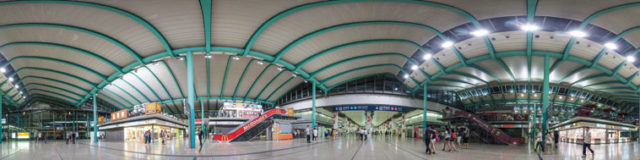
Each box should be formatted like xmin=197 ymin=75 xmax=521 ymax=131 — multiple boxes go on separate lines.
xmin=272 ymin=21 xmax=447 ymax=63
xmin=17 ymin=76 xmax=89 ymax=94
xmin=0 ymin=23 xmax=143 ymax=63
xmin=243 ymin=64 xmax=273 ymax=100
xmin=141 ymin=66 xmax=180 ymax=114
xmin=23 ymin=83 xmax=83 ymax=98
xmin=0 ymin=0 xmax=174 ymax=57
xmin=583 ymin=81 xmax=621 ymax=88
xmin=1 ymin=56 xmax=107 ymax=81
xmin=551 ymin=2 xmax=640 ymax=74
xmin=254 ymin=71 xmax=286 ymax=99
xmin=130 ymin=73 xmax=162 ymax=102
xmin=241 ymin=0 xmax=485 ymax=56
xmin=28 ymin=89 xmax=80 ymax=103
xmin=158 ymin=97 xmax=273 ymax=105
xmin=220 ymin=56 xmax=233 ymax=98
xmin=95 ymin=93 xmax=126 ymax=110
xmin=118 ymin=78 xmax=151 ymax=102
xmin=199 ymin=0 xmax=212 ymax=52
xmin=28 ymin=95 xmax=75 ymax=106
xmin=102 ymin=88 xmax=134 ymax=107
xmin=111 ymin=83 xmax=143 ymax=104
xmin=159 ymin=60 xmax=185 ymax=99
xmin=295 ymin=39 xmax=421 ymax=72
xmin=319 ymin=63 xmax=420 ymax=86
xmin=3 ymin=67 xmax=96 ymax=88
xmin=308 ymin=52 xmax=429 ymax=79
xmin=0 ymin=42 xmax=123 ymax=73
xmin=232 ymin=59 xmax=255 ymax=98
xmin=264 ymin=76 xmax=295 ymax=101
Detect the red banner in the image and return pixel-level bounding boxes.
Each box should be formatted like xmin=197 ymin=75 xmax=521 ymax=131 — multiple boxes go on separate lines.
xmin=214 ymin=109 xmax=286 ymax=141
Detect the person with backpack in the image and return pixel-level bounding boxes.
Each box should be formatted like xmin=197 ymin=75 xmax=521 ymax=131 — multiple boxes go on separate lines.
xmin=449 ymin=129 xmax=457 ymax=151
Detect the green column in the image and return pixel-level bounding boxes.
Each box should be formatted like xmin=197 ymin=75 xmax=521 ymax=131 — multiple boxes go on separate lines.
xmin=638 ymin=97 xmax=639 ymax=143
xmin=541 ymin=56 xmax=550 ymax=147
xmin=93 ymin=94 xmax=98 ymax=143
xmin=201 ymin=100 xmax=205 ymax=137
xmin=422 ymin=82 xmax=427 ymax=142
xmin=312 ymin=82 xmax=316 ymax=128
xmin=187 ymin=51 xmax=196 ymax=148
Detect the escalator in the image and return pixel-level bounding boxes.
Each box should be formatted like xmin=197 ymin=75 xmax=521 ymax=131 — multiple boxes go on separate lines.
xmin=213 ymin=108 xmax=286 ymax=142
xmin=450 ymin=110 xmax=524 ymax=145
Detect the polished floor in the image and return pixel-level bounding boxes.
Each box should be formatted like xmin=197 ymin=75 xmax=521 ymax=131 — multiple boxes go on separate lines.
xmin=0 ymin=135 xmax=638 ymax=160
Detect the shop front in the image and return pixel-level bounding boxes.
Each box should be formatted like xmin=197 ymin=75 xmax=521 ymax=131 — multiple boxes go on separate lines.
xmin=99 ymin=114 xmax=186 ymax=142
xmin=552 ymin=116 xmax=637 ymax=144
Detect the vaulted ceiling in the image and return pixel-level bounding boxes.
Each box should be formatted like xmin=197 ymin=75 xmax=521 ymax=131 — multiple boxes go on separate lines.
xmin=0 ymin=0 xmax=640 ymax=114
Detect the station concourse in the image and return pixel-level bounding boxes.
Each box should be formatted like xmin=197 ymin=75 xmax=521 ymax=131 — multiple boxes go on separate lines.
xmin=0 ymin=0 xmax=640 ymax=160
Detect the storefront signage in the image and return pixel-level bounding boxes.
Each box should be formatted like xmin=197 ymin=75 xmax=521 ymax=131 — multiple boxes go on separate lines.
xmin=333 ymin=105 xmax=407 ymax=112
xmin=17 ymin=132 xmax=29 ymax=139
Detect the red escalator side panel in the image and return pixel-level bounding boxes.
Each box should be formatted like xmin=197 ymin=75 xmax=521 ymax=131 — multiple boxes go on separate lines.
xmin=214 ymin=109 xmax=286 ymax=141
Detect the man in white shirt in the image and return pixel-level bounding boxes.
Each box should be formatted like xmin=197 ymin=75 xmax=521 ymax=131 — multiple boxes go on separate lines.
xmin=305 ymin=125 xmax=311 ymax=143
xmin=582 ymin=127 xmax=594 ymax=157
xmin=313 ymin=128 xmax=318 ymax=141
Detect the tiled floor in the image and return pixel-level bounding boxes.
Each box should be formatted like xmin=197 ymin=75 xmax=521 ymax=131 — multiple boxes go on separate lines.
xmin=1 ymin=135 xmax=638 ymax=160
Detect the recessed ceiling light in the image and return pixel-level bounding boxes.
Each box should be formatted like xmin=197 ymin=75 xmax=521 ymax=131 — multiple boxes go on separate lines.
xmin=403 ymin=74 xmax=409 ymax=79
xmin=178 ymin=56 xmax=185 ymax=61
xmin=441 ymin=41 xmax=454 ymax=48
xmin=14 ymin=85 xmax=19 ymax=89
xmin=626 ymin=56 xmax=636 ymax=62
xmin=204 ymin=54 xmax=212 ymax=59
xmin=423 ymin=53 xmax=432 ymax=60
xmin=568 ymin=30 xmax=588 ymax=38
xmin=256 ymin=61 xmax=264 ymax=65
xmin=604 ymin=42 xmax=618 ymax=50
xmin=292 ymin=73 xmax=297 ymax=77
xmin=0 ymin=68 xmax=6 ymax=73
xmin=232 ymin=56 xmax=240 ymax=61
xmin=470 ymin=29 xmax=490 ymax=37
xmin=277 ymin=67 xmax=283 ymax=72
xmin=520 ymin=24 xmax=540 ymax=31
xmin=411 ymin=65 xmax=418 ymax=70
xmin=8 ymin=77 xmax=13 ymax=82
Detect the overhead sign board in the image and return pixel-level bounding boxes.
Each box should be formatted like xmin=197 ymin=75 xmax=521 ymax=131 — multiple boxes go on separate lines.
xmin=332 ymin=105 xmax=408 ymax=112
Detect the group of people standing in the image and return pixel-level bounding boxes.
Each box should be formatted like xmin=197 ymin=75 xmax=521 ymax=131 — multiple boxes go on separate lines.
xmin=424 ymin=125 xmax=470 ymax=154
xmin=35 ymin=131 xmax=47 ymax=144
xmin=357 ymin=128 xmax=368 ymax=141
xmin=305 ymin=125 xmax=318 ymax=143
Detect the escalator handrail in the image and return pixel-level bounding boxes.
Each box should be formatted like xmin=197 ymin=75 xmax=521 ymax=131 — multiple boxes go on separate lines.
xmin=213 ymin=108 xmax=286 ymax=141
xmin=454 ymin=110 xmax=523 ymax=145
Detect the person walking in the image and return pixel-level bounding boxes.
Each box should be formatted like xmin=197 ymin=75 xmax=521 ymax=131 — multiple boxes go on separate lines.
xmin=160 ymin=130 xmax=165 ymax=145
xmin=456 ymin=127 xmax=463 ymax=148
xmin=305 ymin=125 xmax=311 ymax=143
xmin=312 ymin=127 xmax=318 ymax=141
xmin=198 ymin=129 xmax=204 ymax=146
xmin=553 ymin=130 xmax=559 ymax=149
xmin=441 ymin=129 xmax=450 ymax=152
xmin=545 ymin=131 xmax=554 ymax=154
xmin=582 ymin=127 xmax=594 ymax=158
xmin=36 ymin=131 xmax=41 ymax=144
xmin=449 ymin=129 xmax=457 ymax=151
xmin=424 ymin=126 xmax=434 ymax=154
xmin=463 ymin=127 xmax=470 ymax=149
xmin=535 ymin=128 xmax=544 ymax=153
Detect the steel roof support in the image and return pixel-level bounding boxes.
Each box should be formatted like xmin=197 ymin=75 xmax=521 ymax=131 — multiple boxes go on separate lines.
xmin=206 ymin=57 xmax=211 ymax=111
xmin=232 ymin=59 xmax=255 ymax=98
xmin=312 ymin=81 xmax=316 ymax=128
xmin=422 ymin=81 xmax=427 ymax=142
xmin=186 ymin=51 xmax=196 ymax=149
xmin=92 ymin=93 xmax=97 ymax=143
xmin=541 ymin=56 xmax=550 ymax=148
xmin=220 ymin=56 xmax=232 ymax=99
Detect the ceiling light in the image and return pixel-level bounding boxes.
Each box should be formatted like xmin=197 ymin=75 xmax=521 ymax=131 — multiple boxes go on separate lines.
xmin=232 ymin=56 xmax=240 ymax=61
xmin=604 ymin=42 xmax=618 ymax=50
xmin=568 ymin=30 xmax=588 ymax=38
xmin=20 ymin=91 xmax=23 ymax=94
xmin=520 ymin=93 xmax=524 ymax=97
xmin=534 ymin=94 xmax=538 ymax=97
xmin=422 ymin=53 xmax=432 ymax=60
xmin=441 ymin=41 xmax=454 ymax=48
xmin=403 ymin=74 xmax=409 ymax=79
xmin=292 ymin=73 xmax=297 ymax=78
xmin=256 ymin=61 xmax=264 ymax=65
xmin=178 ymin=56 xmax=185 ymax=61
xmin=204 ymin=54 xmax=212 ymax=59
xmin=14 ymin=85 xmax=19 ymax=89
xmin=470 ymin=29 xmax=490 ymax=37
xmin=304 ymin=80 xmax=308 ymax=83
xmin=8 ymin=77 xmax=13 ymax=82
xmin=626 ymin=56 xmax=636 ymax=62
xmin=277 ymin=67 xmax=283 ymax=72
xmin=0 ymin=68 xmax=5 ymax=73
xmin=411 ymin=65 xmax=418 ymax=70
xmin=520 ymin=24 xmax=540 ymax=31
